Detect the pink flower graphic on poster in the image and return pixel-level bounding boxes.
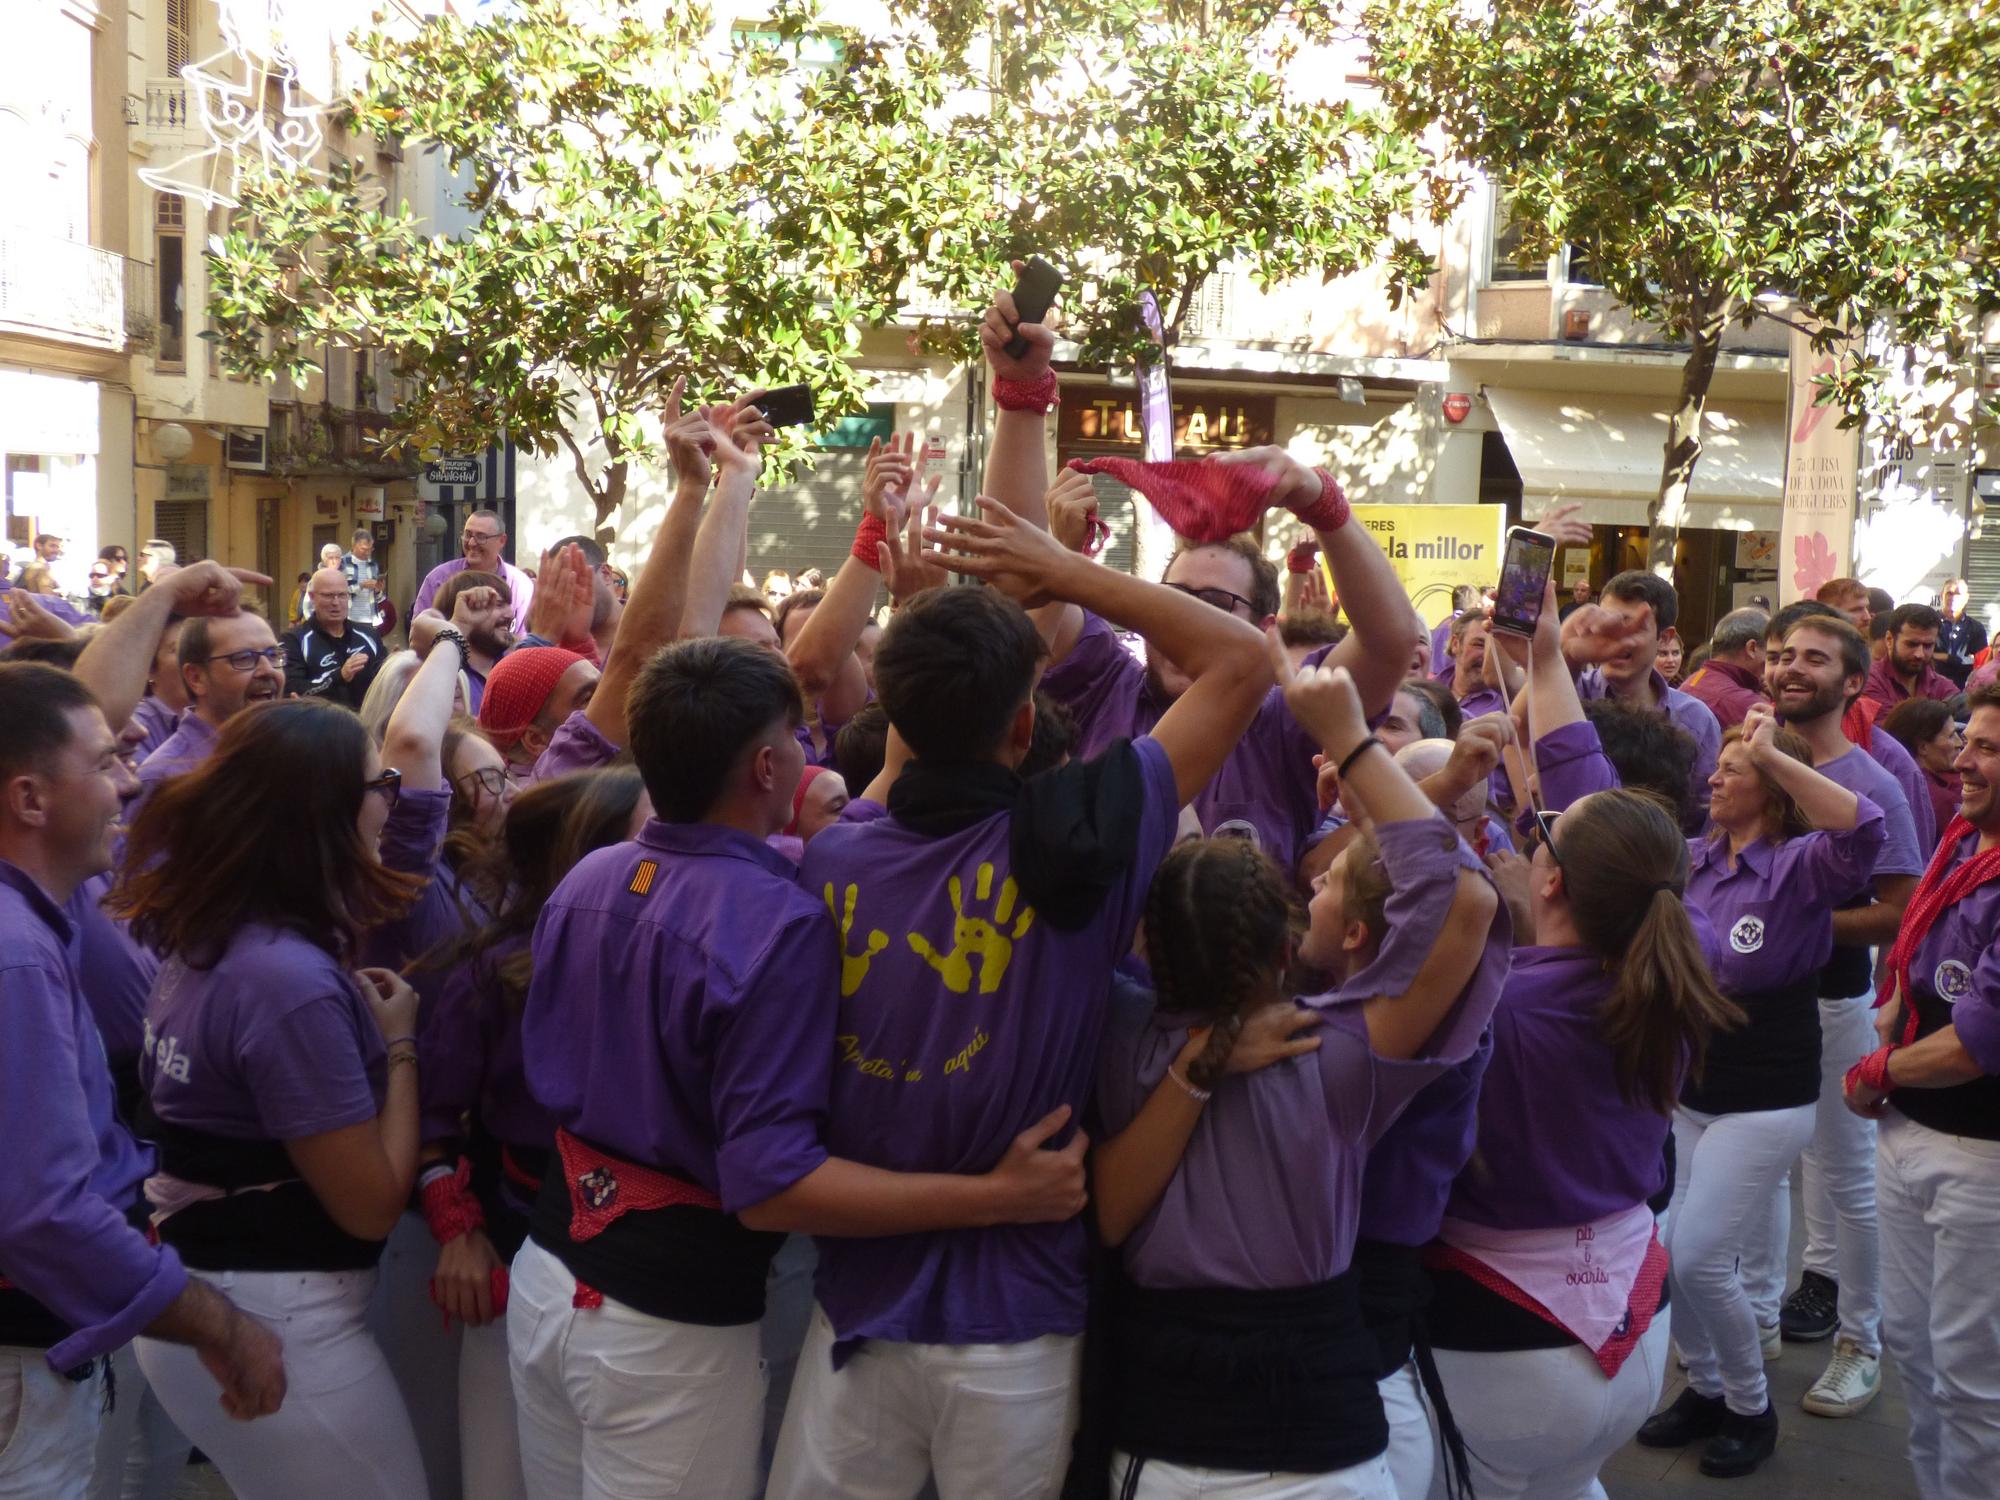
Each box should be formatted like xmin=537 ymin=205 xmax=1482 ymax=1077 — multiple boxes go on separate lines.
xmin=1793 ymin=532 xmax=1838 ymax=597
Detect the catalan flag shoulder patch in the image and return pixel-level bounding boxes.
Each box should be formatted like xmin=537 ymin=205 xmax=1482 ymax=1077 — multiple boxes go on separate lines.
xmin=628 ymin=859 xmax=659 ymax=897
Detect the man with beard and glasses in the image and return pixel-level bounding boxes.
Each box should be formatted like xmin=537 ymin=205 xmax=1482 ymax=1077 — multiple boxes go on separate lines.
xmin=1749 ymin=613 xmax=1928 ymax=1422
xmin=420 ymin=572 xmax=514 ymax=715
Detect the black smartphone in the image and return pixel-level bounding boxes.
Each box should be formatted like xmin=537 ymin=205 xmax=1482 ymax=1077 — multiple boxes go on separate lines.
xmin=1491 ymin=526 xmax=1556 ymax=636
xmin=757 ymin=384 xmax=816 ymax=429
xmin=1004 ymin=257 xmax=1064 ymax=358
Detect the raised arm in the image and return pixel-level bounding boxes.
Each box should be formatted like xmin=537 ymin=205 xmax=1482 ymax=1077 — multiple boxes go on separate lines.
xmin=72 ymin=561 xmax=270 ymax=733
xmin=382 ymin=586 xmax=494 ymax=791
xmin=1212 ymin=445 xmax=1421 ymax=716
xmin=926 ymin=500 xmax=1270 ymax=805
xmin=676 ymin=391 xmax=765 ymax=639
xmin=1271 ymin=648 xmax=1499 ymax=1059
xmin=1741 ymin=703 xmax=1861 ymax=831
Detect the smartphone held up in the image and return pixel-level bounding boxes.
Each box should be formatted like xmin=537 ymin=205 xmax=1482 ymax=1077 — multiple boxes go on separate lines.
xmin=1004 ymin=257 xmax=1064 ymax=358
xmin=1490 ymin=527 xmax=1556 ymax=637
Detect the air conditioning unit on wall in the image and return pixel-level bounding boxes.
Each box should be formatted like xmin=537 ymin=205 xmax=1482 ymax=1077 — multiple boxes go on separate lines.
xmin=225 ymin=428 xmax=267 ymax=471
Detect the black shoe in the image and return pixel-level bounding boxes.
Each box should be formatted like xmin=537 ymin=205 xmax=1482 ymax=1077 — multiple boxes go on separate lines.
xmin=1781 ymin=1270 xmax=1839 ymax=1342
xmin=1699 ymin=1404 xmax=1779 ymax=1478
xmin=1637 ymin=1387 xmax=1728 ymax=1448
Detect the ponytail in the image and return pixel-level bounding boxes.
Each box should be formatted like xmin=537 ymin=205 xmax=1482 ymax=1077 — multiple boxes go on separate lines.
xmin=1555 ymin=790 xmax=1743 ymax=1114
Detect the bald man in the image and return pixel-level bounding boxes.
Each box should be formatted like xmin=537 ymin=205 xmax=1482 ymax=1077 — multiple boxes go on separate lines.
xmin=282 ymin=566 xmax=385 ymax=708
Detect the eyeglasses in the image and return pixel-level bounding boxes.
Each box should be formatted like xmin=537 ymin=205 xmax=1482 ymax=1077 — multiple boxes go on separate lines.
xmin=451 ymin=766 xmax=510 ymax=800
xmin=1527 ymin=807 xmax=1565 ymax=871
xmin=1165 ymin=582 xmax=1256 ymax=617
xmin=363 ymin=767 xmax=403 ymax=811
xmin=203 ymin=646 xmax=284 ymax=672
xmin=462 ymin=530 xmax=502 ymax=545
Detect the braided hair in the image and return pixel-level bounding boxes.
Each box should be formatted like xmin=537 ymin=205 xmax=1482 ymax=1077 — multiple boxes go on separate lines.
xmin=1142 ymin=838 xmax=1305 ymax=1090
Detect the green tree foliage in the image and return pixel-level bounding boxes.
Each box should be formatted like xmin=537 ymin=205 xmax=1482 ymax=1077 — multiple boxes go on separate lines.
xmin=1365 ymin=0 xmax=2000 ymax=574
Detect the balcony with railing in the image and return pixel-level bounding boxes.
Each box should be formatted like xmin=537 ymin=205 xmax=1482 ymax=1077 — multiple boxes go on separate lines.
xmin=144 ymin=79 xmax=198 ymax=147
xmin=0 ymin=232 xmax=128 ymax=351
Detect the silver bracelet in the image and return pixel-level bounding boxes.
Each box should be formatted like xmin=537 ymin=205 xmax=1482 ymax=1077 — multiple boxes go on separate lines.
xmin=1166 ymin=1065 xmax=1212 ymax=1103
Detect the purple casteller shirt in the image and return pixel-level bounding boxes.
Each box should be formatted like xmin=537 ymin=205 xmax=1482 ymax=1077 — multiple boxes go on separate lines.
xmin=1858 ymin=727 xmax=1936 ymax=858
xmin=521 ymin=821 xmax=837 ymax=1212
xmin=799 ymin=736 xmax=1180 ymax=1358
xmin=1096 ymin=815 xmax=1510 ymax=1290
xmin=1811 ymin=743 xmax=1927 ymax=888
xmin=142 ymin=926 xmax=385 ymax=1141
xmin=421 ymin=936 xmax=556 ymax=1151
xmin=1685 ymin=800 xmax=1886 ymax=996
xmin=0 ymin=861 xmax=186 ymax=1371
xmin=359 ymin=789 xmax=482 ymax=1028
xmin=530 ymin=709 xmax=620 ymax=784
xmin=69 ymin=871 xmax=160 ymax=1069
xmin=1578 ymin=665 xmax=1722 ymax=814
xmin=127 ymin=696 xmax=182 ymax=763
xmin=1042 ymin=612 xmax=1323 ymax=872
xmin=132 ymin=710 xmax=218 ymax=795
xmin=1891 ymin=824 xmax=2000 ymax=1137
xmin=413 ymin=557 xmax=536 ymax=637
xmin=1453 ymin=682 xmax=1507 ymax=722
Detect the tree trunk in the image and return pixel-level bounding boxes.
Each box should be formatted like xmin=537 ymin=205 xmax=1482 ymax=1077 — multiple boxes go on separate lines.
xmin=1648 ymin=296 xmax=1730 ymax=579
xmin=593 ymin=460 xmax=627 ymax=541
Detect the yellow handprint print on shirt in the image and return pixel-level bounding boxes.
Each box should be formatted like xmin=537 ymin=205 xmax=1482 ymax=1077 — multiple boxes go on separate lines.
xmin=906 ymin=862 xmax=1036 ymax=995
xmin=825 ymin=883 xmax=889 ymax=997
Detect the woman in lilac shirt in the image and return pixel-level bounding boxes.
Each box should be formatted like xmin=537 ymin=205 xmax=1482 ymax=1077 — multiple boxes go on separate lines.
xmin=1635 ymin=708 xmax=1881 ymax=1478
xmin=1085 ymin=660 xmax=1509 ymax=1499
xmin=416 ymin=766 xmax=649 ymax=1500
xmin=110 ymin=699 xmax=428 ymax=1500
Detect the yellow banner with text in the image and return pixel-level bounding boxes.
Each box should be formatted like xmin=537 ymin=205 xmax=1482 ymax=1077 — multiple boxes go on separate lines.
xmin=1347 ymin=504 xmax=1506 ymax=627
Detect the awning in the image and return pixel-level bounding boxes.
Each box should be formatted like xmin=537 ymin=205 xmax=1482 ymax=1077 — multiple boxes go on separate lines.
xmin=1485 ymin=388 xmax=1784 ymax=530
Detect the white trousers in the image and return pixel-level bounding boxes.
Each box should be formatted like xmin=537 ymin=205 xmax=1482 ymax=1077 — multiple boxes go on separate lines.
xmin=1426 ymin=1315 xmax=1670 ymax=1500
xmin=1377 ymin=1362 xmax=1434 ymax=1500
xmin=507 ymin=1239 xmax=765 ymax=1500
xmin=766 ymin=1302 xmax=1081 ymax=1500
xmin=0 ymin=1346 xmax=102 ymax=1500
xmin=1666 ymin=1103 xmax=1815 ymax=1415
xmin=459 ymin=1316 xmax=527 ymax=1500
xmin=365 ymin=1211 xmax=462 ymax=1500
xmin=1877 ymin=1110 xmax=2000 ymax=1500
xmin=87 ymin=1344 xmax=190 ymax=1500
xmin=1111 ymin=1449 xmax=1397 ymax=1498
xmin=134 ymin=1268 xmax=425 ymax=1500
xmin=1750 ymin=993 xmax=1883 ymax=1353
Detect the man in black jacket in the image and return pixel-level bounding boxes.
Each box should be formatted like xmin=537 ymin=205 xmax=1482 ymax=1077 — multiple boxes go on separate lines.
xmin=283 ymin=568 xmax=384 ymax=707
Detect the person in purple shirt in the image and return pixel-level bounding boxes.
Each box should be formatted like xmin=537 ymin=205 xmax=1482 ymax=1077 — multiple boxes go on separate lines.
xmin=1428 ymin=784 xmax=1739 ymax=1500
xmin=1757 ymin=611 xmax=1926 ymax=1414
xmin=1636 ymin=707 xmax=1883 ymax=1478
xmin=1881 ymin=697 xmax=1964 ymax=852
xmin=1844 ymin=680 xmax=2000 ymax=1499
xmin=111 ymin=698 xmax=430 ymax=1500
xmin=974 ymin=280 xmax=1423 ymax=882
xmin=1445 ymin=608 xmax=1508 ymax=721
xmin=513 ymin=635 xmax=1091 ymax=1500
xmin=766 ymin=464 xmax=1278 ymax=1498
xmin=412 ymin=508 xmax=536 ymax=636
xmin=0 ymin=664 xmax=285 ymax=1498
xmin=416 ymin=767 xmax=648 ymax=1500
xmin=1429 ymin=585 xmax=1484 ymax=681
xmin=1082 ymin=658 xmax=1507 ymax=1499
xmin=1862 ymin=603 xmax=1963 ymax=713
xmin=126 ymin=615 xmax=190 ymax=762
xmin=1568 ymin=569 xmax=1723 ymax=832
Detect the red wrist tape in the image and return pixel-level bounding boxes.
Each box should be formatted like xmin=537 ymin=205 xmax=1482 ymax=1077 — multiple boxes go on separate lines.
xmin=993 ymin=371 xmax=1060 ymax=414
xmin=419 ymin=1158 xmax=486 ymax=1246
xmin=852 ymin=514 xmax=889 ymax=570
xmin=1847 ymin=1045 xmax=1896 ymax=1097
xmin=1287 ymin=542 xmax=1319 ymax=575
xmin=1294 ymin=469 xmax=1350 ymax=532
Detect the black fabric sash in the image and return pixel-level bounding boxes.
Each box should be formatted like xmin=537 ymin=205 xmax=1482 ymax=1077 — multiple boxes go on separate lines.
xmin=1105 ymin=1271 xmax=1386 ymax=1482
xmin=887 ymin=740 xmax=1146 ymax=931
xmin=1353 ymin=1238 xmax=1475 ymax=1500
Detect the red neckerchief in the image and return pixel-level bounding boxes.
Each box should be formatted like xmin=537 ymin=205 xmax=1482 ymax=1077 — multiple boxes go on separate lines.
xmin=1842 ymin=696 xmax=1879 ymax=752
xmin=1879 ymin=817 xmax=2000 ymax=1044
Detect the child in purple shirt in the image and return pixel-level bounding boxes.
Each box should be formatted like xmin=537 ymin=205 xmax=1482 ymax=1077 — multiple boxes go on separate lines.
xmin=1081 ymin=656 xmax=1508 ymax=1498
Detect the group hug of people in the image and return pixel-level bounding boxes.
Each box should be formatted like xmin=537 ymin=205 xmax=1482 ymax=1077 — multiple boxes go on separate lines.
xmin=2 ymin=278 xmax=1997 ymax=1500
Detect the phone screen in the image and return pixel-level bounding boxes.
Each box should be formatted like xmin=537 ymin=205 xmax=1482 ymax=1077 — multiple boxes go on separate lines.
xmin=1491 ymin=527 xmax=1556 ymax=636
xmin=757 ymin=384 xmax=816 ymax=429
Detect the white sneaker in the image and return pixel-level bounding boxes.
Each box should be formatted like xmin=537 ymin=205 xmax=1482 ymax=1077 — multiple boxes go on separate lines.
xmin=1802 ymin=1338 xmax=1881 ymax=1417
xmin=1761 ymin=1322 xmax=1782 ymax=1361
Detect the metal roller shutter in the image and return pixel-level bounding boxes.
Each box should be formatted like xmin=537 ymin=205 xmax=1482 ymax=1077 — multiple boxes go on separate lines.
xmin=748 ymin=452 xmax=870 ymax=581
xmin=152 ymin=500 xmax=209 ymax=563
